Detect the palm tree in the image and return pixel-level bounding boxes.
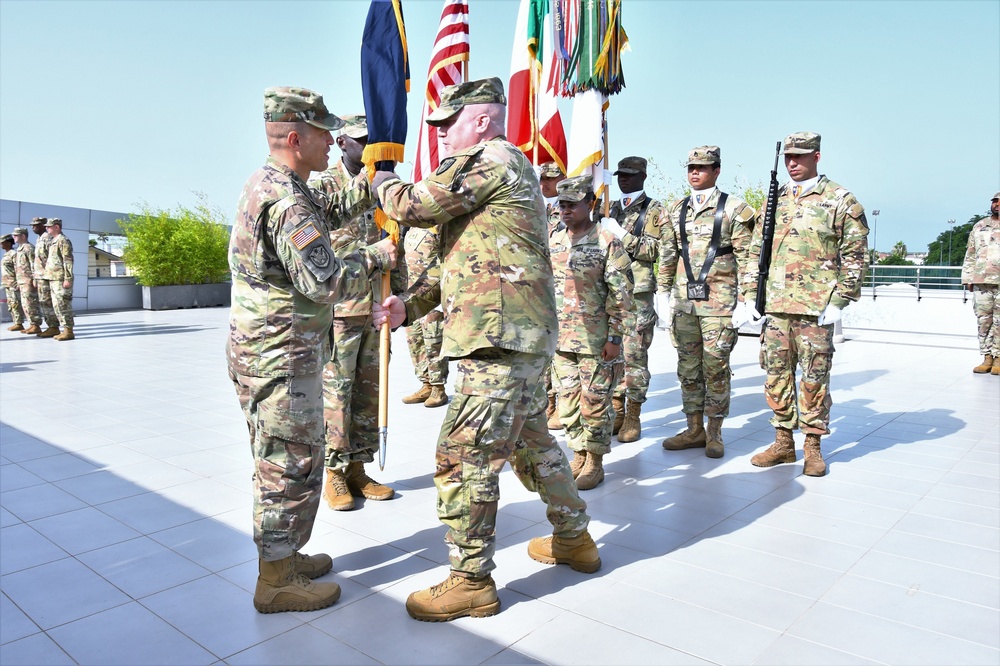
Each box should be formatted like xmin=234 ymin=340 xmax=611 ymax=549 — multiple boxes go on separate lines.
xmin=892 ymin=240 xmax=907 ymax=259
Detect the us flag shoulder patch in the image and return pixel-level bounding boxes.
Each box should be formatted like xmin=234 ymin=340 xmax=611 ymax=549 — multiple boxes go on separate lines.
xmin=290 ymin=222 xmax=321 ymax=250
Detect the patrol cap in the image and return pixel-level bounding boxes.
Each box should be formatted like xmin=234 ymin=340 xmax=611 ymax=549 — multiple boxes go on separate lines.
xmin=426 ymin=77 xmax=507 ymax=126
xmin=613 ymin=156 xmax=647 ymax=175
xmin=992 ymin=191 xmax=999 ymax=201
xmin=263 ymin=86 xmax=344 ymax=131
xmin=13 ymin=227 xmax=28 ymax=236
xmin=44 ymin=218 xmax=62 ymax=227
xmin=0 ymin=234 xmax=13 ymax=244
xmin=539 ymin=161 xmax=564 ymax=179
xmin=556 ymin=175 xmax=594 ymax=203
xmin=686 ymin=146 xmax=721 ymax=167
xmin=31 ymin=216 xmax=47 ymax=226
xmin=783 ymin=131 xmax=821 ymax=154
xmin=340 ymin=114 xmax=368 ymax=139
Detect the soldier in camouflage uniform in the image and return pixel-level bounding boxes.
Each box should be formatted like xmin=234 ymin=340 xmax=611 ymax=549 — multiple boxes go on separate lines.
xmin=659 ymin=147 xmax=756 ymax=458
xmin=550 ymin=175 xmax=634 ymax=490
xmin=401 ymin=224 xmax=449 ymax=406
xmin=539 ymin=160 xmax=566 ymax=430
xmin=962 ymin=192 xmax=1000 ymax=375
xmin=12 ymin=227 xmax=42 ymax=334
xmin=43 ymin=218 xmax=75 ymax=341
xmin=740 ymin=132 xmax=868 ymax=477
xmin=32 ymin=217 xmax=59 ymax=337
xmin=2 ymin=234 xmax=24 ymax=331
xmin=601 ymin=156 xmax=667 ymax=443
xmin=371 ymin=77 xmax=599 ymax=622
xmin=308 ymin=114 xmax=395 ymax=511
xmin=227 ymin=87 xmax=396 ymax=614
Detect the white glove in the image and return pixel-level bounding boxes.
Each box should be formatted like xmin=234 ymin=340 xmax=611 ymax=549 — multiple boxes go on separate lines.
xmin=601 ymin=216 xmax=627 ymax=240
xmin=732 ymin=301 xmax=764 ymax=328
xmin=603 ymin=169 xmax=614 ymax=185
xmin=655 ymin=292 xmax=672 ymax=330
xmin=817 ymin=303 xmax=842 ymax=326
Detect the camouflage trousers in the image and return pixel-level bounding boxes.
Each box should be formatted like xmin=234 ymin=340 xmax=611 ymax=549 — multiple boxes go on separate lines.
xmin=48 ymin=280 xmax=73 ymax=328
xmin=37 ymin=279 xmax=58 ymax=328
xmin=614 ymin=291 xmax=656 ymax=403
xmin=15 ymin=280 xmax=40 ymax=326
xmin=4 ymin=285 xmax=23 ymax=325
xmin=436 ymin=348 xmax=590 ymax=577
xmin=762 ymin=314 xmax=835 ymax=435
xmin=552 ymin=351 xmax=623 ymax=455
xmin=323 ymin=315 xmax=379 ymax=470
xmin=670 ymin=312 xmax=738 ymax=418
xmin=405 ymin=309 xmax=448 ymax=385
xmin=972 ymin=285 xmax=1000 ymax=356
xmin=230 ymin=370 xmax=324 ymax=561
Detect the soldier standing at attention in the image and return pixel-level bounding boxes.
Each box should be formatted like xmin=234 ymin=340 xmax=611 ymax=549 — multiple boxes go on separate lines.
xmin=550 ymin=175 xmax=635 ymax=489
xmin=43 ymin=218 xmax=75 ymax=341
xmin=740 ymin=132 xmax=868 ymax=477
xmin=2 ymin=234 xmax=24 ymax=331
xmin=962 ymin=192 xmax=1000 ymax=375
xmin=659 ymin=147 xmax=756 ymax=458
xmin=309 ymin=114 xmax=396 ymax=511
xmin=600 ymin=156 xmax=667 ymax=443
xmin=12 ymin=227 xmax=42 ymax=335
xmin=32 ymin=217 xmax=59 ymax=338
xmin=539 ymin=160 xmax=567 ymax=430
xmin=372 ymin=77 xmax=599 ymax=622
xmin=401 ymin=224 xmax=450 ymax=407
xmin=227 ymin=87 xmax=396 ymax=613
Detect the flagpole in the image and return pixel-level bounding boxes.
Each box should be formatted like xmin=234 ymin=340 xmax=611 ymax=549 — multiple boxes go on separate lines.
xmin=602 ymin=111 xmax=610 ymax=216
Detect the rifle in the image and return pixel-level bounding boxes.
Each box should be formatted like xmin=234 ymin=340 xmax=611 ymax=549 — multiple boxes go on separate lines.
xmin=754 ymin=142 xmax=782 ymax=315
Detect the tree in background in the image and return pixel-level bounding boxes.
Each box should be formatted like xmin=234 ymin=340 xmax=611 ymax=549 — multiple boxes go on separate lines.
xmin=878 ymin=240 xmax=914 ymax=266
xmin=926 ymin=214 xmax=984 ymax=266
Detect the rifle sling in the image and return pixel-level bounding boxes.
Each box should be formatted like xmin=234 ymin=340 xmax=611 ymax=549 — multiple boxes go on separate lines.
xmin=678 ymin=192 xmax=729 ymax=287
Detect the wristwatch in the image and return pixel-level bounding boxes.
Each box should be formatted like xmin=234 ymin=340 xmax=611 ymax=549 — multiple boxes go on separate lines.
xmin=607 ymin=335 xmax=622 ymax=345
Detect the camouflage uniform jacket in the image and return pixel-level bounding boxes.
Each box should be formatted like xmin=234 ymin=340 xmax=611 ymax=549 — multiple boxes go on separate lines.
xmin=658 ymin=190 xmax=756 ymax=316
xmin=961 ymin=215 xmax=1000 ymax=285
xmin=546 ymin=201 xmax=561 ymax=236
xmin=550 ymin=224 xmax=635 ymax=355
xmin=403 ymin=225 xmax=442 ymax=298
xmin=1 ymin=249 xmax=16 ymax=288
xmin=378 ymin=137 xmax=558 ymax=358
xmin=33 ymin=234 xmax=51 ymax=280
xmin=742 ymin=176 xmax=868 ymax=315
xmin=14 ymin=242 xmax=34 ymax=282
xmin=309 ymin=159 xmax=380 ymax=317
xmin=44 ymin=235 xmax=74 ymax=282
xmin=608 ymin=193 xmax=666 ymax=294
xmin=227 ymin=157 xmax=383 ymax=378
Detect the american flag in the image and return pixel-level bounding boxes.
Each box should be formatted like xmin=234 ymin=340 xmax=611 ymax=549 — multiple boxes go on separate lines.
xmin=412 ymin=0 xmax=470 ymax=183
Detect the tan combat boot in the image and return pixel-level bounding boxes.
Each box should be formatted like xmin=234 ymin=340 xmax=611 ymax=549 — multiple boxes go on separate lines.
xmin=662 ymin=412 xmax=707 ymax=450
xmin=527 ymin=530 xmax=602 ymax=573
xmin=973 ymin=355 xmax=994 ymax=374
xmin=617 ymin=401 xmax=642 ymax=443
xmin=547 ymin=395 xmax=563 ymax=430
xmin=54 ymin=327 xmax=74 ymax=341
xmin=402 ymin=382 xmax=432 ymax=404
xmin=345 ymin=461 xmax=394 ymax=500
xmin=253 ymin=556 xmax=341 ymax=613
xmin=611 ymin=396 xmax=625 ymax=434
xmin=803 ymin=433 xmax=827 ymax=477
xmin=575 ymin=452 xmax=604 ymax=490
xmin=291 ymin=551 xmax=333 ymax=579
xmin=751 ymin=427 xmax=797 ymax=467
xmin=992 ymin=356 xmax=1000 ymax=376
xmin=323 ymin=467 xmax=355 ymax=511
xmin=405 ymin=573 xmax=500 ymax=621
xmin=22 ymin=324 xmax=41 ymax=335
xmin=705 ymin=417 xmax=725 ymax=459
xmin=569 ymin=450 xmax=588 ymax=479
xmin=424 ymin=385 xmax=448 ymax=408
xmin=7 ymin=323 xmax=24 ymax=332
xmin=38 ymin=326 xmax=60 ymax=338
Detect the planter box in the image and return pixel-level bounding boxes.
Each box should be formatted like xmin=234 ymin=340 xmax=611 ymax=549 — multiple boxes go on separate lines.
xmin=142 ymin=283 xmax=230 ymax=310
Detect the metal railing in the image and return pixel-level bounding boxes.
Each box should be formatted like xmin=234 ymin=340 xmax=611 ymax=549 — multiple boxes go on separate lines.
xmin=862 ymin=265 xmax=967 ymax=302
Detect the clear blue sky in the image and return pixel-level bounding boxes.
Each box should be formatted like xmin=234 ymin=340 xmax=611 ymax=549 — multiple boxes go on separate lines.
xmin=1 ymin=0 xmax=997 ymax=253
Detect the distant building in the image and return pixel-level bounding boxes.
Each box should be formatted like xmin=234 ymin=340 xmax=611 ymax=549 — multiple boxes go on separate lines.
xmin=88 ymin=246 xmax=129 ymax=278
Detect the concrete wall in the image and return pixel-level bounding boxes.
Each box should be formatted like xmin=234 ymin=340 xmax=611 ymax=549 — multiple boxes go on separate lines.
xmin=845 ymin=285 xmax=976 ymax=337
xmin=0 ymin=199 xmax=139 ymax=312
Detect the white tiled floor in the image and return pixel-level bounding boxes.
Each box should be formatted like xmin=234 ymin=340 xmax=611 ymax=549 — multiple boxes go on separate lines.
xmin=1 ymin=307 xmax=998 ymax=665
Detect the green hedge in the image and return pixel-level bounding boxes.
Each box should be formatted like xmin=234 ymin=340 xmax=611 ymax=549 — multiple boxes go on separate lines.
xmin=118 ymin=200 xmax=230 ymax=287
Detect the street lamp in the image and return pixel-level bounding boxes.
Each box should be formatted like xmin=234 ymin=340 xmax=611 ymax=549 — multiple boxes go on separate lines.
xmin=947 ymin=218 xmax=956 ymax=266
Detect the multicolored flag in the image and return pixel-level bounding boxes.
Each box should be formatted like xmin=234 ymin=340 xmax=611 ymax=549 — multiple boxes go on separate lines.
xmin=567 ymin=88 xmax=608 ymax=197
xmin=413 ymin=0 xmax=469 ymax=182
